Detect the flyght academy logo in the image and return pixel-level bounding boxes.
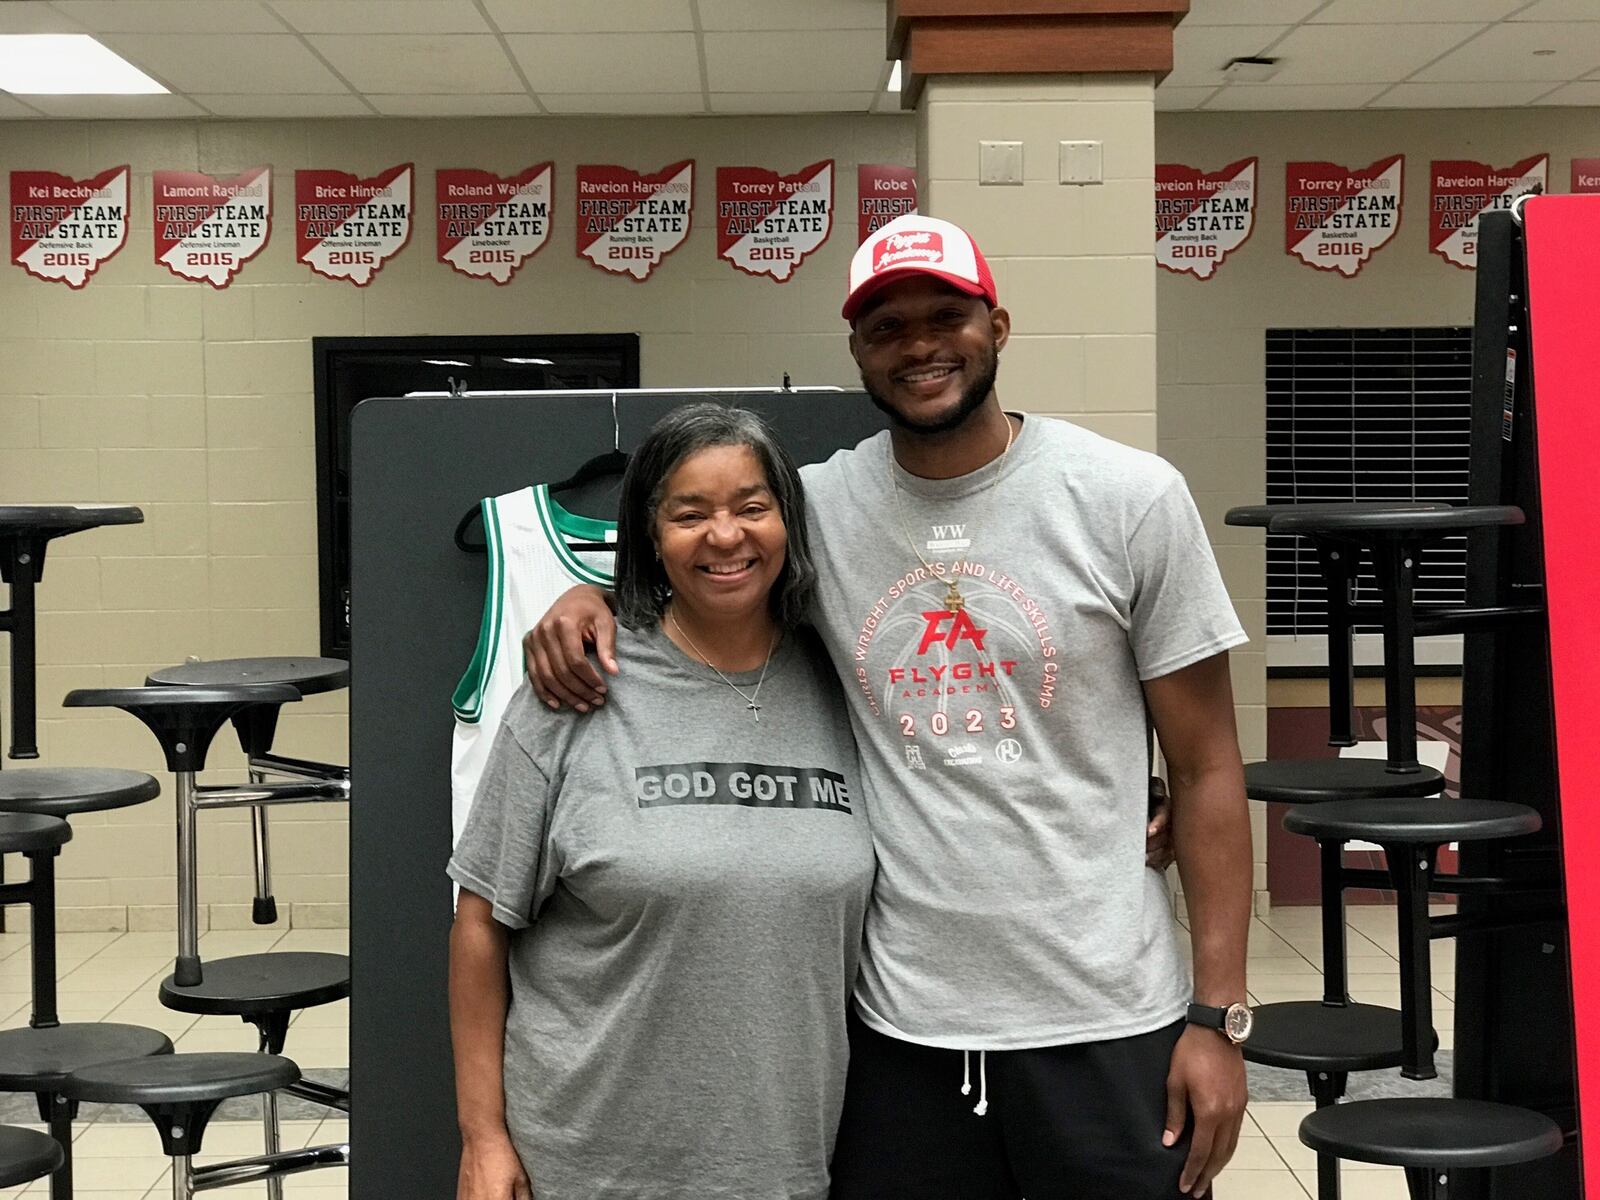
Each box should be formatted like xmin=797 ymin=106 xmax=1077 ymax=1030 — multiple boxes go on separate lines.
xmin=873 ymin=229 xmax=943 ymax=272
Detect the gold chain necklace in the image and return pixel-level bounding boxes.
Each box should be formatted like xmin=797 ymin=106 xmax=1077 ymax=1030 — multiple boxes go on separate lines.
xmin=887 ymin=413 xmax=1016 ymax=612
xmin=667 ymin=612 xmax=780 ymax=722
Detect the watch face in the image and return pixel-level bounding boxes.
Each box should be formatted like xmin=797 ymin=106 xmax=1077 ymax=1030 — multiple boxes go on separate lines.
xmin=1224 ymin=1003 xmax=1254 ymax=1043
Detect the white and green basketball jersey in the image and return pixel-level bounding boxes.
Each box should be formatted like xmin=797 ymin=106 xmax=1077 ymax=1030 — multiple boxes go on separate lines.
xmin=451 ymin=485 xmax=616 ymax=848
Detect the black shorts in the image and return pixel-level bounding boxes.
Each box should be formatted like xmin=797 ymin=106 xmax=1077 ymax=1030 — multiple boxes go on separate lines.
xmin=829 ymin=1012 xmax=1198 ymax=1200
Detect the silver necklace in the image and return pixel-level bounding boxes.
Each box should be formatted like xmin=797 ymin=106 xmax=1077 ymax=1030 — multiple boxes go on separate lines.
xmin=667 ymin=612 xmax=779 ymax=721
xmin=887 ymin=413 xmax=1016 ymax=612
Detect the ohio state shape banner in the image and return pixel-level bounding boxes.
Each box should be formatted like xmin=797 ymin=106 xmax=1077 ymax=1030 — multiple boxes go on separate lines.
xmin=1285 ymin=155 xmax=1404 ymax=277
xmin=1429 ymin=155 xmax=1548 ymax=270
xmin=714 ymin=160 xmax=833 ymax=282
xmin=295 ymin=164 xmax=413 ymax=285
xmin=1156 ymin=157 xmax=1257 ymax=280
xmin=10 ymin=165 xmax=129 ymax=288
xmin=437 ymin=164 xmax=553 ymax=284
xmin=153 ymin=166 xmax=271 ymax=287
xmin=858 ymin=164 xmax=916 ymax=244
xmin=575 ymin=160 xmax=693 ymax=281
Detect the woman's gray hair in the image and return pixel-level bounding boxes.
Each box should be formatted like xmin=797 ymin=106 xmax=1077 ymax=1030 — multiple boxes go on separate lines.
xmin=614 ymin=403 xmax=816 ymax=630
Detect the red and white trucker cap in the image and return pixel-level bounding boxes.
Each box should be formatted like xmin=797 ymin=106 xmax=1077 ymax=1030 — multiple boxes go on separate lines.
xmin=842 ymin=213 xmax=997 ymax=321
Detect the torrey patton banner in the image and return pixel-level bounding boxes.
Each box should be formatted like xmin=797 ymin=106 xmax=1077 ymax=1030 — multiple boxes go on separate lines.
xmin=152 ymin=166 xmax=271 ymax=287
xmin=575 ymin=160 xmax=694 ymax=281
xmin=437 ymin=164 xmax=553 ymax=284
xmin=857 ymin=164 xmax=917 ymax=244
xmin=10 ymin=166 xmax=129 ymax=288
xmin=295 ymin=163 xmax=413 ymax=285
xmin=1284 ymin=155 xmax=1404 ymax=277
xmin=1155 ymin=157 xmax=1257 ymax=280
xmin=1429 ymin=155 xmax=1549 ymax=270
xmin=715 ymin=159 xmax=833 ymax=282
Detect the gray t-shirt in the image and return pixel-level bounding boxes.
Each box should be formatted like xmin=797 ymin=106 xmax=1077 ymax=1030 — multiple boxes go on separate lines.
xmin=801 ymin=415 xmax=1246 ymax=1050
xmin=448 ymin=624 xmax=875 ymax=1200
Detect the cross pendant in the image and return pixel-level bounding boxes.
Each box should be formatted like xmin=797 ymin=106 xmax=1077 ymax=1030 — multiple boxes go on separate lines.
xmin=748 ymin=701 xmax=761 ymax=721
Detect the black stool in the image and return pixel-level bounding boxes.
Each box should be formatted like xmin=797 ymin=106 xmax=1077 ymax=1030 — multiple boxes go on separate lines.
xmin=0 ymin=767 xmax=160 ymax=818
xmin=0 ymin=1023 xmax=173 ymax=1200
xmin=61 ymin=1052 xmax=348 ymax=1200
xmin=145 ymin=658 xmax=350 ymax=927
xmin=1299 ymin=1098 xmax=1562 ymax=1199
xmin=0 ymin=1124 xmax=63 ymax=1189
xmin=0 ymin=812 xmax=70 ymax=1028
xmin=1285 ymin=797 xmax=1543 ymax=1081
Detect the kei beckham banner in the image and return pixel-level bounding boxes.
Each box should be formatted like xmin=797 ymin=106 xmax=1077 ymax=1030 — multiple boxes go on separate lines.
xmin=575 ymin=160 xmax=694 ymax=281
xmin=716 ymin=160 xmax=833 ymax=282
xmin=437 ymin=164 xmax=553 ymax=285
xmin=10 ymin=165 xmax=129 ymax=288
xmin=857 ymin=163 xmax=917 ymax=243
xmin=1429 ymin=155 xmax=1549 ymax=270
xmin=152 ymin=166 xmax=271 ymax=288
xmin=1284 ymin=155 xmax=1404 ymax=277
xmin=1155 ymin=157 xmax=1257 ymax=281
xmin=295 ymin=163 xmax=413 ymax=286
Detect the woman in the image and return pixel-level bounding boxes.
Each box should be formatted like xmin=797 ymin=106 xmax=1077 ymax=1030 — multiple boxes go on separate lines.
xmin=448 ymin=403 xmax=876 ymax=1200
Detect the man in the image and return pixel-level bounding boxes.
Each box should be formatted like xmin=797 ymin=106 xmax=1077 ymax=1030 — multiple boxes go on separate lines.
xmin=524 ymin=214 xmax=1252 ymax=1199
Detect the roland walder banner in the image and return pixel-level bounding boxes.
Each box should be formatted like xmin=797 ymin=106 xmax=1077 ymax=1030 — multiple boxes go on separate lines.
xmin=437 ymin=164 xmax=552 ymax=284
xmin=715 ymin=159 xmax=833 ymax=282
xmin=1155 ymin=157 xmax=1257 ymax=280
xmin=295 ymin=164 xmax=413 ymax=285
xmin=10 ymin=166 xmax=129 ymax=288
xmin=1284 ymin=155 xmax=1404 ymax=277
xmin=858 ymin=164 xmax=917 ymax=244
xmin=575 ymin=160 xmax=693 ymax=281
xmin=152 ymin=166 xmax=271 ymax=287
xmin=1429 ymin=155 xmax=1549 ymax=270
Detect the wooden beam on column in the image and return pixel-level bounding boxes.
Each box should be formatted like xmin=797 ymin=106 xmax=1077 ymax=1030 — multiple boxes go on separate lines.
xmin=888 ymin=0 xmax=1190 ymax=107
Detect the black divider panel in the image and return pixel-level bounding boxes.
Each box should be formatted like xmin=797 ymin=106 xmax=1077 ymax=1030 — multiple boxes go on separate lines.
xmin=348 ymin=391 xmax=886 ymax=1200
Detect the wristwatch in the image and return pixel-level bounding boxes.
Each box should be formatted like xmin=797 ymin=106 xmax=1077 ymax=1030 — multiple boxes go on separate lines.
xmin=1186 ymin=1001 xmax=1254 ymax=1045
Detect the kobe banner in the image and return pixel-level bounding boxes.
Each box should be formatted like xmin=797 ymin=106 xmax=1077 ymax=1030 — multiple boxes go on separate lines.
xmin=575 ymin=160 xmax=694 ymax=281
xmin=1155 ymin=157 xmax=1257 ymax=280
xmin=715 ymin=160 xmax=833 ymax=282
xmin=1429 ymin=155 xmax=1548 ymax=270
xmin=436 ymin=164 xmax=553 ymax=284
xmin=858 ymin=164 xmax=916 ymax=243
xmin=295 ymin=163 xmax=413 ymax=286
xmin=10 ymin=165 xmax=129 ymax=288
xmin=1284 ymin=155 xmax=1404 ymax=277
xmin=152 ymin=166 xmax=271 ymax=287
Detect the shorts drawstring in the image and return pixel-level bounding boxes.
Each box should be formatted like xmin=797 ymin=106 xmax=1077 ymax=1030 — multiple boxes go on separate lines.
xmin=959 ymin=1049 xmax=989 ymax=1116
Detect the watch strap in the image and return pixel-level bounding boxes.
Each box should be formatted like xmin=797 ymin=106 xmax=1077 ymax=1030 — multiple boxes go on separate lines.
xmin=1186 ymin=1002 xmax=1229 ymax=1030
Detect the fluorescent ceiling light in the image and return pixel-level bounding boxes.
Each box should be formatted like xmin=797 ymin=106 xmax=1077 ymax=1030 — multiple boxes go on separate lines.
xmin=502 ymin=357 xmax=554 ymax=365
xmin=0 ymin=35 xmax=166 ymax=95
xmin=887 ymin=61 xmax=902 ymax=93
xmin=424 ymin=359 xmax=471 ymax=367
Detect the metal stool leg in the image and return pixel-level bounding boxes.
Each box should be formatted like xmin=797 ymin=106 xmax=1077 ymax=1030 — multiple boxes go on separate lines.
xmin=28 ymin=844 xmax=59 ymax=1028
xmin=174 ymin=769 xmax=202 ymax=986
xmin=261 ymin=1090 xmax=285 ymax=1200
xmin=40 ymin=1091 xmax=74 ymax=1200
xmin=249 ymin=764 xmax=277 ymax=926
xmin=173 ymin=1153 xmax=193 ymax=1200
xmin=1307 ymin=1070 xmax=1347 ymax=1200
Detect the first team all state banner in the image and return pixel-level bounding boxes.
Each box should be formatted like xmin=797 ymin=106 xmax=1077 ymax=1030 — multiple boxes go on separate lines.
xmin=858 ymin=164 xmax=916 ymax=244
xmin=295 ymin=163 xmax=413 ymax=286
xmin=1155 ymin=157 xmax=1257 ymax=280
xmin=1428 ymin=154 xmax=1548 ymax=270
xmin=10 ymin=166 xmax=129 ymax=288
xmin=152 ymin=166 xmax=271 ymax=287
xmin=715 ymin=160 xmax=833 ymax=282
xmin=575 ymin=160 xmax=694 ymax=281
xmin=1284 ymin=155 xmax=1404 ymax=277
xmin=437 ymin=164 xmax=553 ymax=284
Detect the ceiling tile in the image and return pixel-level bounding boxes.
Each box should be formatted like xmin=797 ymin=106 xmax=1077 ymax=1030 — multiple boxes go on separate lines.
xmin=368 ymin=94 xmax=540 ymax=116
xmin=704 ymin=31 xmax=887 ymax=92
xmin=20 ymin=92 xmax=206 ymax=117
xmin=505 ymin=32 xmax=700 ymax=93
xmin=540 ymin=93 xmax=705 ymax=114
xmin=268 ymin=1 xmax=490 ymax=34
xmin=482 ymin=0 xmax=694 ymax=33
xmin=308 ymin=34 xmax=523 ymax=94
xmin=0 ymin=2 xmax=85 ymax=33
xmin=51 ymin=1 xmax=283 ymax=33
xmin=1310 ymin=0 xmax=1526 ymax=20
xmin=1536 ymin=80 xmax=1600 ymax=103
xmin=1367 ymin=80 xmax=1559 ymax=106
xmin=1511 ymin=0 xmax=1600 ymax=18
xmin=1153 ymin=86 xmax=1220 ymax=110
xmin=195 ymin=93 xmax=373 ymax=117
xmin=708 ymin=92 xmax=875 ymax=113
xmin=1265 ymin=23 xmax=1487 ymax=85
xmin=698 ymin=0 xmax=884 ymax=31
xmin=1412 ymin=21 xmax=1600 ymax=81
xmin=0 ymin=94 xmax=45 ymax=117
xmin=1182 ymin=0 xmax=1321 ymax=26
xmin=1167 ymin=24 xmax=1292 ymax=87
xmin=99 ymin=33 xmax=348 ymax=93
xmin=1202 ymin=83 xmax=1389 ymax=110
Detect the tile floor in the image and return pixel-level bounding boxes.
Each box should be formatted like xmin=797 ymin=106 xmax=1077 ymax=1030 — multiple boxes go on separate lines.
xmin=0 ymin=908 xmax=1455 ymax=1198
